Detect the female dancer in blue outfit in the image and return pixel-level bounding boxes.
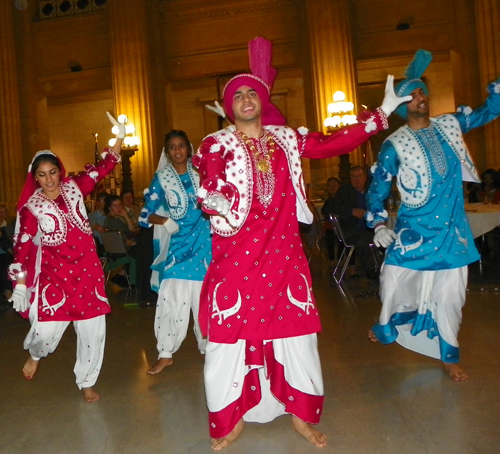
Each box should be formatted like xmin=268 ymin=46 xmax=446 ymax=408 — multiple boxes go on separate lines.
xmin=139 ymin=130 xmax=212 ymax=374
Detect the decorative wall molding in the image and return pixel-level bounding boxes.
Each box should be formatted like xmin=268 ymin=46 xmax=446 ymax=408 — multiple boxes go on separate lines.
xmin=38 ymin=0 xmax=106 ymax=20
xmin=161 ymin=0 xmax=297 ymax=23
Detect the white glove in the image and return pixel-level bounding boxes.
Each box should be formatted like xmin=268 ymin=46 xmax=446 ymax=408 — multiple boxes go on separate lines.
xmin=163 ymin=218 xmax=179 ymax=235
xmin=374 ymin=225 xmax=397 ymax=248
xmin=9 ymin=284 xmax=29 ymax=312
xmin=379 ymin=75 xmax=413 ymax=116
xmin=106 ymin=112 xmax=126 ymax=139
xmin=205 ymin=101 xmax=226 ymax=118
xmin=203 ymin=196 xmax=237 ymax=227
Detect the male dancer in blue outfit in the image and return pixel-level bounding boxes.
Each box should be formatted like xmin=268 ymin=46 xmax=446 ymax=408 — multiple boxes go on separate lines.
xmin=365 ymin=49 xmax=500 ymax=381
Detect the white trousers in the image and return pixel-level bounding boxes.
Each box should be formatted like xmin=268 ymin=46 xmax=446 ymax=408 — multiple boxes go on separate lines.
xmin=155 ymin=278 xmax=206 ymax=359
xmin=23 ymin=315 xmax=106 ymax=389
xmin=379 ymin=265 xmax=467 ymax=360
xmin=205 ymin=334 xmax=324 ymax=423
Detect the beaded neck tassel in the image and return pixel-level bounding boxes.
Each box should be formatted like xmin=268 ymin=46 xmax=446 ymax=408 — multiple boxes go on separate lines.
xmin=237 ymin=130 xmax=276 ymax=208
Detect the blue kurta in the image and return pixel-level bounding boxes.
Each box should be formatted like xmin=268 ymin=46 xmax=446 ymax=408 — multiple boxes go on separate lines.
xmin=366 ymin=100 xmax=500 ymax=270
xmin=139 ymin=164 xmax=212 ymax=288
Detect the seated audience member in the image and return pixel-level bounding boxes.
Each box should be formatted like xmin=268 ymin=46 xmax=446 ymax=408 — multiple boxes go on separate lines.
xmin=477 ymin=168 xmax=500 ymax=204
xmin=104 ymin=195 xmax=140 ymax=245
xmin=475 ymin=169 xmax=500 ymax=260
xmin=324 ymin=177 xmax=341 ymax=203
xmin=321 ymin=178 xmax=342 ymax=261
xmin=323 ymin=166 xmax=379 ymax=279
xmin=0 ymin=204 xmax=7 ymax=229
xmin=121 ymin=190 xmax=141 ymax=226
xmin=0 ymin=204 xmax=13 ymax=302
xmin=467 ymin=182 xmax=481 ymax=203
xmin=103 ymin=195 xmax=140 ymax=288
xmin=88 ymin=192 xmax=108 ymax=251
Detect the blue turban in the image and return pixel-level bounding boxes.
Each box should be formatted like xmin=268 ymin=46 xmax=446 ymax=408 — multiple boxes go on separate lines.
xmin=394 ymin=49 xmax=433 ymax=119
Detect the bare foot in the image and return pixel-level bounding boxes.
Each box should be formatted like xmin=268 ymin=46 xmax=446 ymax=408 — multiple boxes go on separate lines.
xmin=291 ymin=415 xmax=327 ymax=448
xmin=368 ymin=329 xmax=378 ymax=343
xmin=211 ymin=418 xmax=244 ymax=451
xmin=443 ymin=362 xmax=468 ymax=382
xmin=82 ymin=387 xmax=100 ymax=402
xmin=22 ymin=357 xmax=39 ymax=380
xmin=147 ymin=358 xmax=173 ymax=375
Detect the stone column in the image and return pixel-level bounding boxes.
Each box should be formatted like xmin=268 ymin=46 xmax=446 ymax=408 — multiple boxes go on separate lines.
xmin=475 ymin=0 xmax=500 ymax=169
xmin=107 ymin=0 xmax=157 ymax=196
xmin=303 ymin=0 xmax=360 ymax=192
xmin=0 ymin=1 xmax=25 ymax=205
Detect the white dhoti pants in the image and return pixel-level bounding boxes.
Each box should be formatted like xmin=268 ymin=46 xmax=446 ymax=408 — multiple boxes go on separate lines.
xmin=155 ymin=278 xmax=206 ymax=359
xmin=377 ymin=264 xmax=467 ymax=362
xmin=204 ymin=333 xmax=324 ymax=438
xmin=23 ymin=314 xmax=106 ymax=389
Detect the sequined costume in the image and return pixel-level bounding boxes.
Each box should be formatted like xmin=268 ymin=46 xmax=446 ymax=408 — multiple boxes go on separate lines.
xmin=366 ymin=89 xmax=500 ymax=362
xmin=9 ymin=148 xmax=120 ymax=390
xmin=194 ymin=111 xmax=389 ymax=438
xmin=139 ymin=160 xmax=212 ymax=359
xmin=9 ymin=149 xmax=120 ymax=322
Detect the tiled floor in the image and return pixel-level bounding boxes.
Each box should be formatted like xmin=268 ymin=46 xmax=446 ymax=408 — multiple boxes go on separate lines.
xmin=0 ymin=259 xmax=498 ymax=454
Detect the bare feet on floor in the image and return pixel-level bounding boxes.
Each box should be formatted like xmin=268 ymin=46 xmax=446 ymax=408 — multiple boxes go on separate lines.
xmin=147 ymin=358 xmax=173 ymax=375
xmin=82 ymin=387 xmax=100 ymax=402
xmin=368 ymin=329 xmax=378 ymax=343
xmin=211 ymin=418 xmax=244 ymax=451
xmin=22 ymin=357 xmax=39 ymax=380
xmin=443 ymin=362 xmax=468 ymax=382
xmin=291 ymin=415 xmax=327 ymax=448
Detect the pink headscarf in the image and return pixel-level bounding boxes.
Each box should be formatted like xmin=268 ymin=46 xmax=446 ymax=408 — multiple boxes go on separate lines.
xmin=17 ymin=150 xmax=66 ymax=212
xmin=222 ymin=37 xmax=286 ymax=126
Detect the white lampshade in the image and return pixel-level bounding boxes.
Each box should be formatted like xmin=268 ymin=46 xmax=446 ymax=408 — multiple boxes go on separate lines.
xmin=333 ymin=91 xmax=345 ymax=102
xmin=108 ymin=138 xmax=117 ymax=147
xmin=117 ymin=114 xmax=128 ymax=124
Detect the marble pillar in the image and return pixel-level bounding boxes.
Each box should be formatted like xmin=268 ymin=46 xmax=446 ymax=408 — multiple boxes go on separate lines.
xmin=107 ymin=0 xmax=157 ymax=196
xmin=304 ymin=0 xmax=361 ymax=194
xmin=0 ymin=2 xmax=25 ymax=205
xmin=475 ymin=0 xmax=500 ymax=169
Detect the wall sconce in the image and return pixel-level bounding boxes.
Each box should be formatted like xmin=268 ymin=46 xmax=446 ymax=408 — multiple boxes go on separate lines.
xmin=324 ymin=91 xmax=358 ymax=134
xmin=108 ymin=114 xmax=140 ymax=194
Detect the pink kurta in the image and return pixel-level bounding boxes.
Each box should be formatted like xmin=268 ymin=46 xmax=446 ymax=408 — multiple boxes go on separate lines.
xmin=196 ymin=112 xmax=388 ymax=344
xmin=202 ymin=136 xmax=320 ymax=343
xmin=10 ymin=150 xmax=119 ymax=322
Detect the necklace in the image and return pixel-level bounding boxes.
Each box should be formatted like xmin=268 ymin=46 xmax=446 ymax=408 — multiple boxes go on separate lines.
xmin=235 ymin=130 xmax=276 ymax=207
xmin=238 ymin=130 xmax=276 ymax=173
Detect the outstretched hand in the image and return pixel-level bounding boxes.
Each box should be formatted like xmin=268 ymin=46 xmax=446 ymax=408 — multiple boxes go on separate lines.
xmin=106 ymin=112 xmax=126 ymax=139
xmin=205 ymin=101 xmax=226 ymax=119
xmin=380 ymin=75 xmax=413 ymax=116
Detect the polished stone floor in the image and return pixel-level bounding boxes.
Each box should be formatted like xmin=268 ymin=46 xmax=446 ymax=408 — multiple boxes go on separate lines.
xmin=0 ymin=259 xmax=498 ymax=454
